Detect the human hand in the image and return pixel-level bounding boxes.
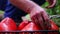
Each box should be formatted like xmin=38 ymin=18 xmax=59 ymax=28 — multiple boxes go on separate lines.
xmin=46 ymin=0 xmax=56 ymax=8
xmin=30 ymin=6 xmax=50 ymax=29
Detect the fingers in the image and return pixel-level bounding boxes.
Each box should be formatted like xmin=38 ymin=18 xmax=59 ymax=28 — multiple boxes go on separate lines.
xmin=42 ymin=11 xmax=51 ymax=29
xmin=42 ymin=11 xmax=49 ymax=22
xmin=31 ymin=15 xmax=38 ymax=24
xmin=36 ymin=13 xmax=46 ymax=30
xmin=30 ymin=10 xmax=51 ymax=29
xmin=46 ymin=0 xmax=56 ymax=8
xmin=30 ymin=12 xmax=45 ymax=29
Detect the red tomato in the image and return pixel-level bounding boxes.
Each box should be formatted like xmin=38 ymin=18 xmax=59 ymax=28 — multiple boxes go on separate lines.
xmin=50 ymin=20 xmax=59 ymax=30
xmin=0 ymin=23 xmax=9 ymax=31
xmin=0 ymin=17 xmax=17 ymax=31
xmin=18 ymin=20 xmax=29 ymax=30
xmin=21 ymin=22 xmax=42 ymax=34
xmin=48 ymin=20 xmax=59 ymax=34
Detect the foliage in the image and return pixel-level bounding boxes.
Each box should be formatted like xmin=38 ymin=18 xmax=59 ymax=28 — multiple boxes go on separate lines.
xmin=0 ymin=10 xmax=4 ymax=14
xmin=42 ymin=0 xmax=60 ymax=15
xmin=41 ymin=0 xmax=60 ymax=27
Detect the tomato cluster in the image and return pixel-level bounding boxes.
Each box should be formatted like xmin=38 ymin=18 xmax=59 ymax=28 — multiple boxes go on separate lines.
xmin=0 ymin=17 xmax=58 ymax=34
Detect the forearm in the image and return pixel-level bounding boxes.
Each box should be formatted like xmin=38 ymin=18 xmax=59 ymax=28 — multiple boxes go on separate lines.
xmin=10 ymin=0 xmax=43 ymax=13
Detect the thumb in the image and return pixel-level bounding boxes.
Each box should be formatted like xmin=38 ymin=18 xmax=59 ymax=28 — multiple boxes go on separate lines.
xmin=46 ymin=0 xmax=56 ymax=8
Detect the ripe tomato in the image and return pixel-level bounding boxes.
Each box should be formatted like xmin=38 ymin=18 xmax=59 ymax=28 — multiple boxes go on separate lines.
xmin=48 ymin=20 xmax=59 ymax=34
xmin=0 ymin=23 xmax=8 ymax=31
xmin=18 ymin=20 xmax=30 ymax=30
xmin=0 ymin=17 xmax=17 ymax=31
xmin=21 ymin=22 xmax=42 ymax=34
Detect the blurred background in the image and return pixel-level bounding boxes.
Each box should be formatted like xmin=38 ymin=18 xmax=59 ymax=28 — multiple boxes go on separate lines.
xmin=41 ymin=0 xmax=60 ymax=27
xmin=0 ymin=0 xmax=60 ymax=31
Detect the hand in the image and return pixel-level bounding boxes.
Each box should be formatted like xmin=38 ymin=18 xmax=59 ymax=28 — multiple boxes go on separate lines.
xmin=46 ymin=0 xmax=56 ymax=8
xmin=30 ymin=6 xmax=50 ymax=29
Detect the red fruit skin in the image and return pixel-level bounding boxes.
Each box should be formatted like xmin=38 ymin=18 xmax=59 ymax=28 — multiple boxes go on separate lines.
xmin=0 ymin=23 xmax=16 ymax=31
xmin=0 ymin=17 xmax=17 ymax=31
xmin=0 ymin=23 xmax=9 ymax=31
xmin=48 ymin=20 xmax=59 ymax=34
xmin=18 ymin=20 xmax=29 ymax=30
xmin=21 ymin=22 xmax=42 ymax=34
